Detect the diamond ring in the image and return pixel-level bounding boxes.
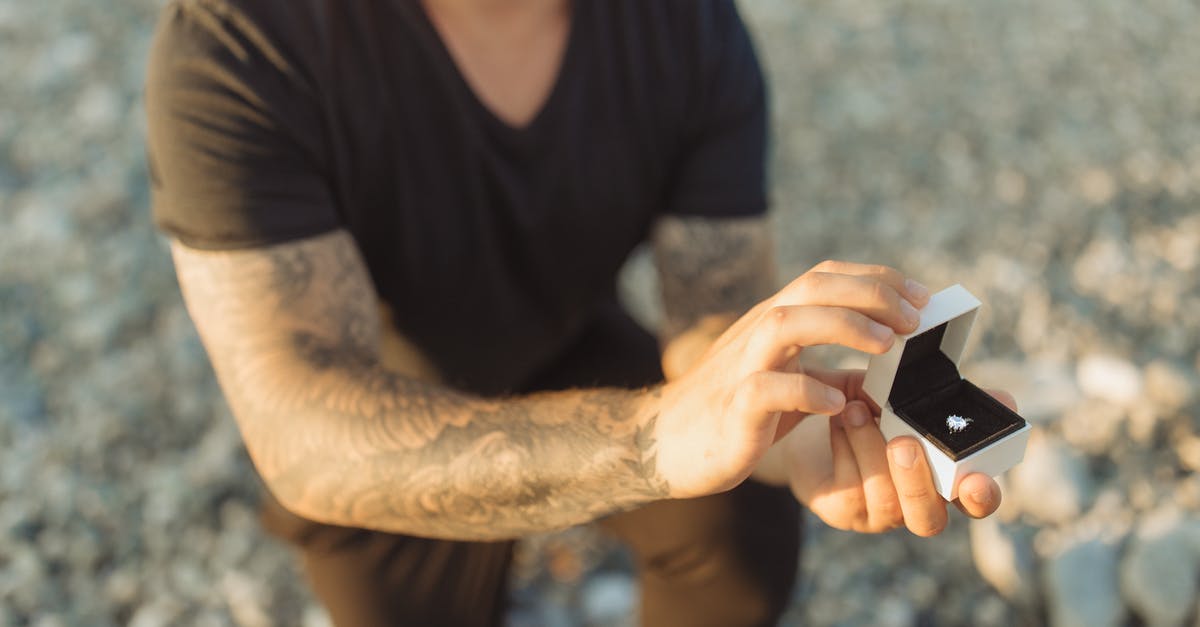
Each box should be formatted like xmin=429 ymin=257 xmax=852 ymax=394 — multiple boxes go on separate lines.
xmin=946 ymin=414 xmax=972 ymax=433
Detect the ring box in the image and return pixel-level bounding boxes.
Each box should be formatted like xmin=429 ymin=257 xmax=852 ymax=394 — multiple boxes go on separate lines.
xmin=863 ymin=284 xmax=1031 ymax=501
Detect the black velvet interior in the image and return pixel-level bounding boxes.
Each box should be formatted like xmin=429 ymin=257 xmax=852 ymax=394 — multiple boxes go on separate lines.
xmin=890 ymin=323 xmax=959 ymax=407
xmin=889 ymin=323 xmax=1026 ymax=460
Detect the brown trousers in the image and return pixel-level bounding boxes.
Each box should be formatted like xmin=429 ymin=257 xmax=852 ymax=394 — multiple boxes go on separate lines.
xmin=260 ymin=305 xmax=802 ymax=626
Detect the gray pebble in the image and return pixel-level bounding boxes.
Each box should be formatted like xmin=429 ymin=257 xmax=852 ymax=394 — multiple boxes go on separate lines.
xmin=1043 ymin=536 xmax=1125 ymax=627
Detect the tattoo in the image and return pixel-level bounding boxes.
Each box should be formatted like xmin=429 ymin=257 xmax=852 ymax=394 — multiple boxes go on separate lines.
xmin=172 ymin=230 xmax=668 ymax=540
xmin=653 ymin=216 xmax=777 ymax=340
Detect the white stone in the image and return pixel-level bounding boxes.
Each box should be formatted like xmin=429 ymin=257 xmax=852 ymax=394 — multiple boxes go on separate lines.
xmin=1009 ymin=431 xmax=1093 ymax=525
xmin=872 ymin=594 xmax=916 ymax=627
xmin=1076 ymin=355 xmax=1143 ymax=406
xmin=220 ymin=570 xmax=271 ymax=627
xmin=1119 ymin=507 xmax=1200 ymax=627
xmin=1060 ymin=400 xmax=1126 ymax=455
xmin=969 ymin=517 xmax=1037 ymax=603
xmin=1126 ymin=406 xmax=1164 ymax=445
xmin=302 ymin=605 xmax=333 ymax=627
xmin=128 ymin=599 xmax=182 ymax=627
xmin=1143 ymin=360 xmax=1197 ymax=413
xmin=1043 ymin=536 xmax=1124 ymax=627
xmin=579 ymin=573 xmax=637 ymax=626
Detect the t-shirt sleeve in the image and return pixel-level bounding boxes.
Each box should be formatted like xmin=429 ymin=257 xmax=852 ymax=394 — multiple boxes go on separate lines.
xmin=145 ymin=0 xmax=339 ymax=250
xmin=664 ymin=0 xmax=769 ymax=218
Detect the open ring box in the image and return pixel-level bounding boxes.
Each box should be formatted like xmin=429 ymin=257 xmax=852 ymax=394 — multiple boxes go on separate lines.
xmin=863 ymin=284 xmax=1031 ymax=501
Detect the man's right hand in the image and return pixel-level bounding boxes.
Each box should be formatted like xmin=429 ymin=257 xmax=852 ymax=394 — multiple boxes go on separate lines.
xmin=648 ymin=260 xmax=931 ymax=499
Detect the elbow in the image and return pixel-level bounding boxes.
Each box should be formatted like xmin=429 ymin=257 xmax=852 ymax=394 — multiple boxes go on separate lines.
xmin=230 ymin=405 xmax=331 ymax=525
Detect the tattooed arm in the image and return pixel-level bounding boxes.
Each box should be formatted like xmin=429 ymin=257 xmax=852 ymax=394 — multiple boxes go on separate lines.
xmin=653 ymin=215 xmax=777 ymax=380
xmin=173 ymin=230 xmax=667 ymax=540
xmin=174 ymin=228 xmax=925 ymax=540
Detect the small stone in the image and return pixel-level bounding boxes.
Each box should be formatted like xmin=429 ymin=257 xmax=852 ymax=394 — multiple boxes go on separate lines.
xmin=873 ymin=594 xmax=916 ymax=627
xmin=128 ymin=599 xmax=182 ymax=627
xmin=1072 ymin=237 xmax=1130 ymax=297
xmin=1126 ymin=406 xmax=1163 ymax=445
xmin=1143 ymin=360 xmax=1197 ymax=413
xmin=973 ymin=594 xmax=1012 ymax=627
xmin=302 ymin=604 xmax=333 ymax=627
xmin=1120 ymin=507 xmax=1199 ymax=627
xmin=579 ymin=572 xmax=637 ymax=626
xmin=1060 ymin=399 xmax=1125 ymax=455
xmin=1076 ymin=355 xmax=1143 ymax=407
xmin=104 ymin=568 xmax=140 ymax=605
xmin=1009 ymin=431 xmax=1093 ymax=525
xmin=969 ymin=517 xmax=1037 ymax=604
xmin=1077 ymin=168 xmax=1116 ymax=205
xmin=31 ymin=615 xmax=65 ymax=627
xmin=1043 ymin=536 xmax=1124 ymax=627
xmin=220 ymin=570 xmax=272 ymax=627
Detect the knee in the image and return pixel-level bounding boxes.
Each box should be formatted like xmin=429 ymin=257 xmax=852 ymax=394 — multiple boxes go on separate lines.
xmin=639 ymin=536 xmax=794 ymax=626
xmin=641 ymin=536 xmax=729 ymax=584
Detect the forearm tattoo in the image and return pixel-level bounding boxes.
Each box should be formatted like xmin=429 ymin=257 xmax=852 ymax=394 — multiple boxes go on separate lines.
xmin=654 ymin=215 xmax=778 ymax=340
xmin=172 ymin=231 xmax=668 ymax=540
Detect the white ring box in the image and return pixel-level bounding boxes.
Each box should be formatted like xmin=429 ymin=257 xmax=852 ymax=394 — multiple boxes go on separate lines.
xmin=863 ymin=284 xmax=1031 ymax=501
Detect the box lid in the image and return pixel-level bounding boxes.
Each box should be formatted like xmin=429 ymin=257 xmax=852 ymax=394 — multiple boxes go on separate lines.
xmin=863 ymin=284 xmax=982 ymax=409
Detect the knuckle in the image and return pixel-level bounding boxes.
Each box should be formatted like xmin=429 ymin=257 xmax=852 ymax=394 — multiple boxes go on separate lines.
xmin=839 ymin=309 xmax=870 ymax=334
xmin=794 ymin=272 xmax=824 ymax=301
xmin=767 ymin=305 xmax=790 ymax=325
xmin=868 ymin=279 xmax=897 ymax=308
xmin=897 ymin=483 xmax=934 ymax=502
xmin=875 ymin=498 xmax=904 ymax=527
xmin=813 ymin=259 xmax=839 ymax=273
xmin=910 ymin=518 xmax=947 ymax=538
xmin=832 ymin=488 xmax=867 ymax=520
xmin=870 ymin=263 xmax=902 ymax=283
xmin=758 ymin=306 xmax=790 ymax=337
xmin=741 ymin=371 xmax=771 ymax=399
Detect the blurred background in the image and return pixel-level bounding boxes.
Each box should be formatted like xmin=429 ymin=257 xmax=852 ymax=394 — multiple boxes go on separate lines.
xmin=1 ymin=0 xmax=1198 ymax=625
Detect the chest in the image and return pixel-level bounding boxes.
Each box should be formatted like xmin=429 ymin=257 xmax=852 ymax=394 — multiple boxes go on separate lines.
xmin=320 ymin=0 xmax=679 ymax=293
xmin=421 ymin=1 xmax=572 ymax=130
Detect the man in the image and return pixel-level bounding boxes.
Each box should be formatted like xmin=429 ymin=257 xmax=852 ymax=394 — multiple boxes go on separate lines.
xmin=145 ymin=0 xmax=1012 ymax=624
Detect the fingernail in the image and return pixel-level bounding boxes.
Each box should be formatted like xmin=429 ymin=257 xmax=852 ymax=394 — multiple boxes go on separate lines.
xmin=825 ymin=387 xmax=845 ymax=410
xmin=869 ymin=321 xmax=893 ymax=342
xmin=905 ymin=278 xmax=930 ymax=303
xmin=844 ymin=403 xmax=867 ymax=428
xmin=968 ymin=486 xmax=992 ymax=506
xmin=900 ymin=300 xmax=920 ymax=328
xmin=891 ymin=445 xmax=918 ymax=469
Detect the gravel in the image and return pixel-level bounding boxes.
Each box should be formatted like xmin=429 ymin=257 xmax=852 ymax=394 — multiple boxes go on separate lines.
xmin=3 ymin=0 xmax=1200 ymax=624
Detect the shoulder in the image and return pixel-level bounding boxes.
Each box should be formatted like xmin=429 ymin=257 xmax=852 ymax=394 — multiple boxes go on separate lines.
xmin=597 ymin=0 xmax=749 ymax=50
xmin=150 ymin=0 xmax=388 ymax=87
xmin=587 ymin=0 xmax=759 ymax=106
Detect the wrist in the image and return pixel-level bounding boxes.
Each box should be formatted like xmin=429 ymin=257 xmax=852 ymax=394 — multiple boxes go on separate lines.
xmin=626 ymin=384 xmax=672 ymax=499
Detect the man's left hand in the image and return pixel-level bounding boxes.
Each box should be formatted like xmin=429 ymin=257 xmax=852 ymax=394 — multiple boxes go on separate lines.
xmin=761 ymin=368 xmax=1015 ymax=536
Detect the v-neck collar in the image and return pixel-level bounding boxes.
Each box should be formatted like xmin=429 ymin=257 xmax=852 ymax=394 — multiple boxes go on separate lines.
xmin=408 ymin=0 xmax=582 ymax=139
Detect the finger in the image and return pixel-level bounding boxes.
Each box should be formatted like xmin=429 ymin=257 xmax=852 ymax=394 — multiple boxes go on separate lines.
xmin=803 ymin=368 xmax=880 ymax=414
xmin=984 ymin=388 xmax=1019 ymax=413
xmin=824 ymin=414 xmax=867 ymax=528
xmin=778 ymin=271 xmax=922 ymax=333
xmin=886 ymin=436 xmax=948 ymax=537
xmin=734 ymin=370 xmax=847 ymax=419
xmin=802 ymin=260 xmax=931 ymax=307
xmin=746 ymin=305 xmax=896 ymax=369
xmin=951 ymin=473 xmax=1002 ymax=518
xmin=841 ymin=401 xmax=903 ymax=531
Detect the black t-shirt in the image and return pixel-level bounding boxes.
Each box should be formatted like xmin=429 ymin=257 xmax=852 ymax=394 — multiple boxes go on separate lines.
xmin=146 ymin=0 xmax=768 ymax=394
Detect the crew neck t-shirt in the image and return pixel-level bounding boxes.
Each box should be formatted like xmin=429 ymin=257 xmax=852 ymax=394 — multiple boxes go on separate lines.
xmin=146 ymin=0 xmax=769 ymax=395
